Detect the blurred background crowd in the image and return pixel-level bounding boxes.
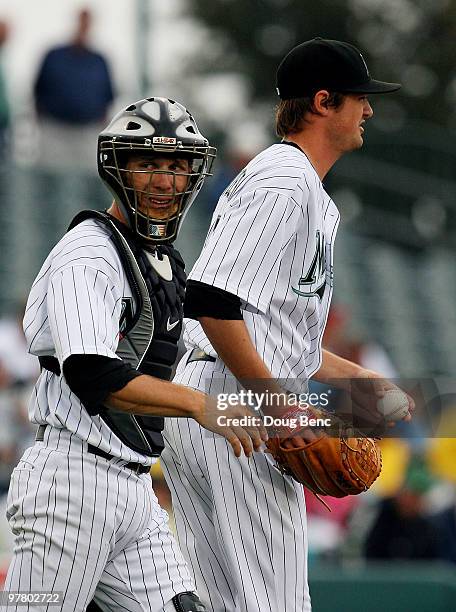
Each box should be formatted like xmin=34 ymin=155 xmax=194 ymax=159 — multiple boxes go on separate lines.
xmin=0 ymin=0 xmax=455 ymax=609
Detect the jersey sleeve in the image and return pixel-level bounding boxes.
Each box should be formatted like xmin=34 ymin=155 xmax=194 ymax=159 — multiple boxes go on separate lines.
xmin=48 ymin=264 xmax=121 ymax=365
xmin=189 ymin=190 xmax=299 ymax=313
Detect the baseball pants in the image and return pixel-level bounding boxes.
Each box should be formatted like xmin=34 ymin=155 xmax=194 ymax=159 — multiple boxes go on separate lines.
xmin=2 ymin=427 xmax=194 ymax=612
xmin=161 ymin=356 xmax=312 ymax=612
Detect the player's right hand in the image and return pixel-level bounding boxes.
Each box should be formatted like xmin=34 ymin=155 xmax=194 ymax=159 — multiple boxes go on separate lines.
xmin=194 ymin=396 xmax=268 ymax=458
xmin=347 ymin=373 xmax=414 ymax=430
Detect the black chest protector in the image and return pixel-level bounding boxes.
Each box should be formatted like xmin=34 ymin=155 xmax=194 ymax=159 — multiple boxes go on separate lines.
xmin=67 ymin=210 xmax=186 ymax=456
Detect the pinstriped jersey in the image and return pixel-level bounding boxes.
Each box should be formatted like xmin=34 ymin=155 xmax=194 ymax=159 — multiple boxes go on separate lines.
xmin=183 ymin=143 xmax=340 ymax=384
xmin=23 ymin=218 xmax=155 ymax=465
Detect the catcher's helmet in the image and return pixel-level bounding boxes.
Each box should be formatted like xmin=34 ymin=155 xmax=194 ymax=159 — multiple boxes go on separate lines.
xmin=98 ymin=97 xmax=216 ymax=244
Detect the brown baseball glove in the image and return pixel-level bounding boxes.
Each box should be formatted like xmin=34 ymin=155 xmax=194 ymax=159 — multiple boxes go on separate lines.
xmin=266 ymin=434 xmax=382 ymax=498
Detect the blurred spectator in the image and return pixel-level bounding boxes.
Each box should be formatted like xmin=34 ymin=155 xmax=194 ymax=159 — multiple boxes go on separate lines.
xmin=371 ymin=438 xmax=411 ymax=498
xmin=205 ymin=124 xmax=269 ymax=213
xmin=207 ymin=148 xmax=253 ymax=208
xmin=33 ymin=8 xmax=114 ymax=171
xmin=427 ymin=407 xmax=456 ymax=483
xmin=432 ymin=502 xmax=456 ymax=564
xmin=305 ymin=489 xmax=360 ymax=561
xmin=364 ymin=455 xmax=439 ymax=561
xmin=323 ymin=305 xmax=397 ymax=378
xmin=0 ymin=20 xmax=11 ymax=159
xmin=426 ymin=414 xmax=456 ymax=564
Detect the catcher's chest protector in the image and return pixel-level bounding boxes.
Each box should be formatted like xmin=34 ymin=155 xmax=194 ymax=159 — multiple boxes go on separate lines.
xmin=68 ymin=210 xmax=186 ymax=456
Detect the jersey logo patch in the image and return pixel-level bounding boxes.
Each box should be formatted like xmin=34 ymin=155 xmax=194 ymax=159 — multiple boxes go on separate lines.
xmin=119 ymin=297 xmax=134 ymax=339
xmin=292 ymin=230 xmax=326 ymax=300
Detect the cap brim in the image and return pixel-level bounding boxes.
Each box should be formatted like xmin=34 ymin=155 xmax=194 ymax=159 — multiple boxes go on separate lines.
xmin=342 ymin=79 xmax=401 ymax=94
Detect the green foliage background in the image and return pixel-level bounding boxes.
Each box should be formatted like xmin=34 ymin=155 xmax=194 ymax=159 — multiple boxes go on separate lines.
xmin=187 ymin=0 xmax=456 ymax=129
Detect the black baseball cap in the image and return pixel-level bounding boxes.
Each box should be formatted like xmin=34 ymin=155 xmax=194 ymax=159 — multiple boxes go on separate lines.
xmin=276 ymin=37 xmax=401 ymax=99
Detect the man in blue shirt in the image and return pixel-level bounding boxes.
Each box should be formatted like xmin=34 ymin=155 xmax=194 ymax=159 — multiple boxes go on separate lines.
xmin=33 ymin=9 xmax=114 ymax=170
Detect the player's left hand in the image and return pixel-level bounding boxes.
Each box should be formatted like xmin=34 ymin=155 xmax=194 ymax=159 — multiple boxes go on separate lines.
xmin=266 ymin=430 xmax=382 ymax=498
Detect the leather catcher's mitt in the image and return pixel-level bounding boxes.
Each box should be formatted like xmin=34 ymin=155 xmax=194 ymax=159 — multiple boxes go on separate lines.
xmin=266 ymin=435 xmax=382 ymax=498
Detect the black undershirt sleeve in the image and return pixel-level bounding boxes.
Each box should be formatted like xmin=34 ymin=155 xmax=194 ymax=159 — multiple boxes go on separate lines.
xmin=184 ymin=280 xmax=243 ymax=320
xmin=63 ymin=354 xmax=141 ymax=416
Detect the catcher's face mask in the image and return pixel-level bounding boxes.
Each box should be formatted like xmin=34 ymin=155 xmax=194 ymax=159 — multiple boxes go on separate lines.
xmin=125 ymin=156 xmax=191 ymax=222
xmin=117 ymin=151 xmax=201 ymax=240
xmin=98 ymin=97 xmax=216 ymax=244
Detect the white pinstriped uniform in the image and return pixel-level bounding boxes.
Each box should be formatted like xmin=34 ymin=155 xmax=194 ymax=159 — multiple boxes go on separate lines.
xmin=162 ymin=143 xmax=340 ymax=612
xmin=2 ymin=219 xmax=194 ymax=612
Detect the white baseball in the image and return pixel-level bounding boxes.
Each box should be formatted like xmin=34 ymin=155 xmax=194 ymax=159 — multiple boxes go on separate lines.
xmin=376 ymin=389 xmax=410 ymax=421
